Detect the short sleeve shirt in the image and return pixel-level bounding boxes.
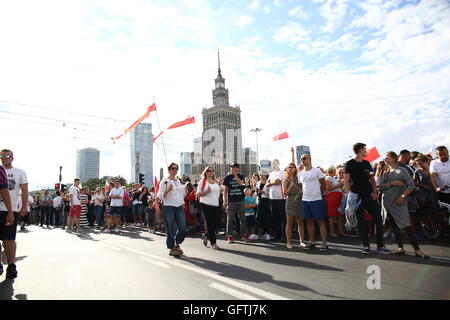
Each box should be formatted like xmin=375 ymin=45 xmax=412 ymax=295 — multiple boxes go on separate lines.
xmin=430 ymin=159 xmax=450 ymax=193
xmin=268 ymin=170 xmax=285 ymax=199
xmin=0 ymin=167 xmax=28 ymax=212
xmin=69 ymin=185 xmax=81 ymax=206
xmin=344 ymin=159 xmax=374 ymax=197
xmin=298 ymin=168 xmax=325 ymax=201
xmin=223 ymin=174 xmax=245 ymax=202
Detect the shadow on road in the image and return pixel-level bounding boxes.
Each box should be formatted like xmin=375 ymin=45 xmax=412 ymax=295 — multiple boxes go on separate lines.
xmin=183 ymin=256 xmax=352 ymax=300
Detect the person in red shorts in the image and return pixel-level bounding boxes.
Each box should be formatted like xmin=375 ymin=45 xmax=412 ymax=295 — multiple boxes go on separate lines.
xmin=68 ymin=178 xmax=82 ymax=231
xmin=325 ymin=165 xmax=345 ymax=237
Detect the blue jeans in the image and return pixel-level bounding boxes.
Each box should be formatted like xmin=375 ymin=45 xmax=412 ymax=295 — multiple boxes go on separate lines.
xmin=162 ymin=205 xmax=187 ymax=249
xmin=94 ymin=206 xmax=104 ymax=226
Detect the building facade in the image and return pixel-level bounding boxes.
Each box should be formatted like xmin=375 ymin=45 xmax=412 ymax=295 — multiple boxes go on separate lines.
xmin=76 ymin=147 xmax=100 ymax=183
xmin=130 ymin=123 xmax=154 ymax=187
xmin=260 ymin=159 xmax=272 ymax=173
xmin=241 ymin=148 xmax=258 ymax=178
xmin=296 ymin=145 xmax=311 ymax=164
xmin=180 ymin=152 xmax=192 ymax=177
xmin=201 ymin=52 xmax=244 ymax=178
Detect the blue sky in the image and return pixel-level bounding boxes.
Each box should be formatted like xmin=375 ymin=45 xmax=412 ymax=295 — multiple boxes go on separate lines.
xmin=0 ymin=0 xmax=449 ymax=189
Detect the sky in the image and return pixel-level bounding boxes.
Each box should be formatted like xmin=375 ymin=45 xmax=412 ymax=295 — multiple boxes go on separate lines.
xmin=0 ymin=0 xmax=449 ymax=190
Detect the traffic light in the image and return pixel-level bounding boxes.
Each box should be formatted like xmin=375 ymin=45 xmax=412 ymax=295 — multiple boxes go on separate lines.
xmin=55 ymin=183 xmax=60 ymax=190
xmin=61 ymin=184 xmax=66 ymax=192
xmin=139 ymin=173 xmax=145 ymax=184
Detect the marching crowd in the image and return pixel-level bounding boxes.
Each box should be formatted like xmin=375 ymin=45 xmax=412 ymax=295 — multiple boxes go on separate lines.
xmin=1 ymin=143 xmax=450 ymax=278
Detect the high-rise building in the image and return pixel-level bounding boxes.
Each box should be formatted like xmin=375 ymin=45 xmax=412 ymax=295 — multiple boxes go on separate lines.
xmin=76 ymin=148 xmax=100 ymax=183
xmin=180 ymin=152 xmax=192 ymax=177
xmin=130 ymin=123 xmax=153 ymax=187
xmin=296 ymin=145 xmax=311 ymax=164
xmin=260 ymin=160 xmax=272 ymax=173
xmin=241 ymin=148 xmax=258 ymax=177
xmin=201 ymin=51 xmax=243 ymax=178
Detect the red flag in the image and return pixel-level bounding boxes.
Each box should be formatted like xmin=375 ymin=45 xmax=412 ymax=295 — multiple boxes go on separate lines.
xmin=111 ymin=103 xmax=156 ymax=142
xmin=152 ymin=131 xmax=164 ymax=143
xmin=125 ymin=103 xmax=156 ymax=134
xmin=167 ymin=116 xmax=195 ymax=129
xmin=364 ymin=147 xmax=380 ymax=163
xmin=273 ymin=131 xmax=289 ymax=141
xmin=153 ymin=116 xmax=195 ymax=142
xmin=154 ymin=176 xmax=159 ymax=194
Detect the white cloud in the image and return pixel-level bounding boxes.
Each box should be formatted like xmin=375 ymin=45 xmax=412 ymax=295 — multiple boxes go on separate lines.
xmin=246 ymin=0 xmax=260 ymax=10
xmin=273 ymin=0 xmax=285 ymax=7
xmin=263 ymin=6 xmax=271 ymax=14
xmin=299 ymin=33 xmax=362 ymax=54
xmin=235 ymin=15 xmax=255 ymax=27
xmin=289 ymin=6 xmax=310 ymax=19
xmin=273 ymin=22 xmax=310 ymax=44
xmin=319 ymin=0 xmax=350 ymax=33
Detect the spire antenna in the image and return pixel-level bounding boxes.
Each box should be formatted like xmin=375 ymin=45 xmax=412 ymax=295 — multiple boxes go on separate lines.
xmin=217 ymin=49 xmax=221 ymax=76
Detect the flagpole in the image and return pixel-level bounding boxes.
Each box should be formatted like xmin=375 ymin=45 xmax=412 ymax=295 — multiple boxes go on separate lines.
xmin=153 ymin=97 xmax=168 ymax=168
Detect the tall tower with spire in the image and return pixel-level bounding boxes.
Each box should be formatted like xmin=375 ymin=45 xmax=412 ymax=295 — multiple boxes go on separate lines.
xmin=200 ymin=50 xmax=244 ymax=178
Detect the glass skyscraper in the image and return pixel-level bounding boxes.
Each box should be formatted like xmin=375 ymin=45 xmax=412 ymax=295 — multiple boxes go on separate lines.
xmin=76 ymin=147 xmax=100 ymax=183
xmin=130 ymin=123 xmax=153 ymax=187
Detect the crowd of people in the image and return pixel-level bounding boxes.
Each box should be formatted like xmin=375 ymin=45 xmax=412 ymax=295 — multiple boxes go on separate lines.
xmin=1 ymin=143 xmax=449 ymax=278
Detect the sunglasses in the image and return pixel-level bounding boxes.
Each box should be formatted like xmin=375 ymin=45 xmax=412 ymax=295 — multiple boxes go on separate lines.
xmin=0 ymin=155 xmax=13 ymax=159
xmin=207 ymin=169 xmax=215 ymax=172
xmin=288 ymin=166 xmax=296 ymax=169
xmin=170 ymin=167 xmax=179 ymax=170
xmin=301 ymin=157 xmax=309 ymax=161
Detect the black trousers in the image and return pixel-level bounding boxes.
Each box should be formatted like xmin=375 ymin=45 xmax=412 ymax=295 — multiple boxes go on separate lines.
xmin=270 ymin=199 xmax=286 ymax=240
xmin=257 ymin=198 xmax=273 ymax=235
xmin=356 ymin=196 xmax=384 ymax=248
xmin=200 ymin=203 xmax=221 ymax=245
xmin=40 ymin=206 xmax=52 ymax=226
xmin=387 ymin=211 xmax=420 ymax=251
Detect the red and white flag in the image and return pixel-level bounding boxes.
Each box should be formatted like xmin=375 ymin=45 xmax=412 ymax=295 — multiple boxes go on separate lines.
xmin=364 ymin=146 xmax=381 ymax=163
xmin=273 ymin=131 xmax=289 ymax=141
xmin=111 ymin=103 xmax=156 ymax=142
xmin=153 ymin=116 xmax=195 ymax=143
xmin=154 ymin=176 xmax=159 ymax=194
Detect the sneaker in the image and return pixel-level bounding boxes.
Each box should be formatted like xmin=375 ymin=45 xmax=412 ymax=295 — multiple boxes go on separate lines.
xmin=211 ymin=244 xmax=220 ymax=250
xmin=383 ymin=231 xmax=390 ymax=238
xmin=320 ymin=245 xmax=329 ymax=252
xmin=6 ymin=264 xmax=17 ymax=279
xmin=265 ymin=233 xmax=271 ymax=241
xmin=286 ymin=243 xmax=293 ymax=249
xmin=175 ymin=245 xmax=183 ymax=255
xmin=377 ymin=246 xmax=391 ymax=253
xmin=241 ymin=234 xmax=250 ymax=241
xmin=299 ymin=242 xmax=307 ymax=248
xmin=304 ymin=243 xmax=316 ymax=250
xmin=362 ymin=246 xmax=371 ymax=255
xmin=104 ymin=229 xmax=111 ymax=233
xmin=169 ymin=248 xmax=180 ymax=256
xmin=249 ymin=234 xmax=259 ymax=240
xmin=227 ymin=236 xmax=233 ymax=244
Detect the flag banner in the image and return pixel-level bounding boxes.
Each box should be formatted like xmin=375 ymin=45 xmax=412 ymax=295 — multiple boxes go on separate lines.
xmin=273 ymin=131 xmax=289 ymax=141
xmin=152 ymin=130 xmax=164 ymax=143
xmin=111 ymin=103 xmax=156 ymax=141
xmin=364 ymin=147 xmax=380 ymax=163
xmin=153 ymin=116 xmax=195 ymax=142
xmin=154 ymin=176 xmax=159 ymax=194
xmin=125 ymin=103 xmax=157 ymax=134
xmin=167 ymin=116 xmax=195 ymax=129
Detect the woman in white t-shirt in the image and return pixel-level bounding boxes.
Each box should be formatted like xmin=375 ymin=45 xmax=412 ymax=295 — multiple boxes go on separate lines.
xmin=156 ymin=163 xmax=187 ymax=257
xmin=325 ymin=166 xmax=345 ymax=237
xmin=92 ymin=187 xmax=106 ymax=229
xmin=196 ymin=166 xmax=221 ymax=250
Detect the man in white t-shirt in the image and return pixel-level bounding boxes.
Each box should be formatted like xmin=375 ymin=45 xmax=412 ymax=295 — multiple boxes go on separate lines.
xmin=53 ymin=191 xmax=63 ymax=227
xmin=266 ymin=159 xmax=286 ymax=242
xmin=297 ymin=154 xmax=328 ymax=251
xmin=68 ymin=178 xmax=82 ymax=231
xmin=0 ymin=149 xmax=29 ymax=279
xmin=105 ymin=180 xmax=124 ymax=233
xmin=430 ymin=145 xmax=450 ymax=204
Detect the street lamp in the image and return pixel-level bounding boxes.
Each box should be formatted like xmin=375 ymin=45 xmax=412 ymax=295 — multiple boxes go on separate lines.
xmin=250 ymin=128 xmax=262 ymax=171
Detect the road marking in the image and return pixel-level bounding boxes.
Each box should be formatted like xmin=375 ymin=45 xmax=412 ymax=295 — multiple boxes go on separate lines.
xmin=101 ymin=240 xmax=290 ymax=300
xmin=139 ymin=256 xmax=171 ymax=269
xmin=208 ymin=282 xmax=258 ymax=300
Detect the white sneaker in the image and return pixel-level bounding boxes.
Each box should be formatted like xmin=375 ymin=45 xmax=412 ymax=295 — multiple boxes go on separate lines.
xmin=104 ymin=229 xmax=111 ymax=233
xmin=287 ymin=243 xmax=293 ymax=249
xmin=265 ymin=233 xmax=271 ymax=240
xmin=249 ymin=234 xmax=258 ymax=240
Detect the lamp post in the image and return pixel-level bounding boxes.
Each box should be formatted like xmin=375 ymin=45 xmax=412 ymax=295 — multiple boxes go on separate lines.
xmin=250 ymin=128 xmax=262 ymax=171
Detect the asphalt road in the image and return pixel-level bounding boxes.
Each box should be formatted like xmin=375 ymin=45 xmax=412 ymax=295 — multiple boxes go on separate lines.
xmin=1 ymin=225 xmax=449 ymax=300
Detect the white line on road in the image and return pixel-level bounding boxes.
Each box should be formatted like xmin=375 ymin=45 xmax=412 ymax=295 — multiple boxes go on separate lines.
xmin=139 ymin=256 xmax=171 ymax=269
xmin=82 ymin=235 xmax=290 ymax=300
xmin=208 ymin=282 xmax=258 ymax=300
